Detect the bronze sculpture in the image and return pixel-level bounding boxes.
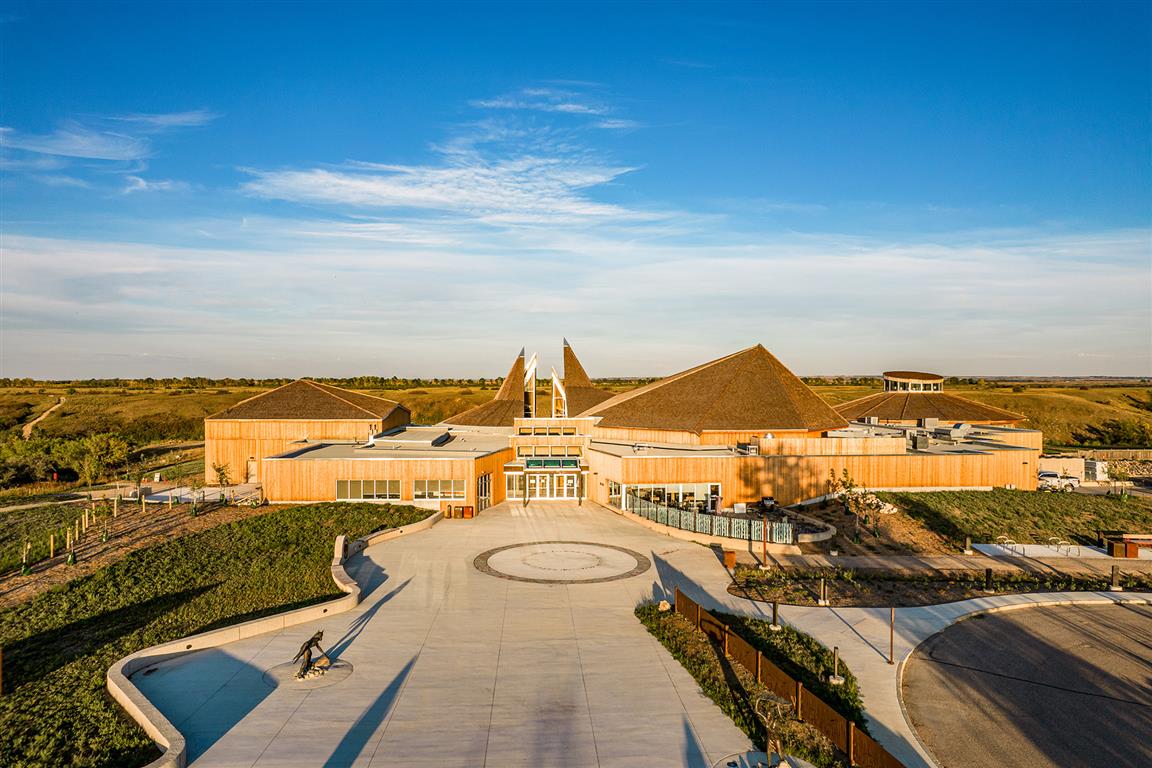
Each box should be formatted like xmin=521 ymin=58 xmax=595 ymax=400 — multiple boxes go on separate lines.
xmin=292 ymin=630 xmax=332 ymax=679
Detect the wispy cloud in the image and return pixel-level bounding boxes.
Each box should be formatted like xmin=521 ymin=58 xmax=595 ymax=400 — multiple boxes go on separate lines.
xmin=594 ymin=118 xmax=641 ymax=130
xmin=30 ymin=174 xmax=91 ymax=188
xmin=242 ymin=112 xmax=655 ymax=224
xmin=122 ymin=175 xmax=189 ymax=194
xmin=0 ymin=123 xmax=149 ymax=160
xmin=471 ymin=87 xmax=609 ymax=115
xmin=2 ymin=227 xmax=1148 ymax=378
xmin=107 ymin=109 xmax=220 ymax=130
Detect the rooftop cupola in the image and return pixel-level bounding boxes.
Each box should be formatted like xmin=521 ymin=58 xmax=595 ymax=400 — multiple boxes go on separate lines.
xmin=882 ymin=371 xmax=944 ymax=393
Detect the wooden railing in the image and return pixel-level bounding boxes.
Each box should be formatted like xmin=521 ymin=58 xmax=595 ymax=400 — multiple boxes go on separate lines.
xmin=672 ymin=588 xmax=906 ymax=768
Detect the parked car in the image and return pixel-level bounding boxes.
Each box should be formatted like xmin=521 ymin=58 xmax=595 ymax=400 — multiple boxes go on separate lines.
xmin=1038 ymin=471 xmax=1079 ymax=492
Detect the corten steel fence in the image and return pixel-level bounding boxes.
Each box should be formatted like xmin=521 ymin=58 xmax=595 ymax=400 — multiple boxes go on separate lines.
xmin=627 ymin=493 xmax=795 ymax=544
xmin=671 ymin=588 xmax=906 ymax=768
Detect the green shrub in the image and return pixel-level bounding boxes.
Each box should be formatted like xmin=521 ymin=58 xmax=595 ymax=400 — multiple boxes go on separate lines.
xmin=0 ymin=502 xmax=432 ymax=768
xmin=715 ymin=612 xmax=867 ymax=727
xmin=636 ymin=604 xmax=843 ymax=767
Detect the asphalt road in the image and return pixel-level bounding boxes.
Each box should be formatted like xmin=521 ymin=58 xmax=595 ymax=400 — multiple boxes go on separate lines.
xmin=902 ymin=603 xmax=1152 ymax=768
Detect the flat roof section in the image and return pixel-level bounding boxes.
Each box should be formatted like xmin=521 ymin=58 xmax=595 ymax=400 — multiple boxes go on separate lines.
xmin=269 ymin=428 xmax=510 ymax=461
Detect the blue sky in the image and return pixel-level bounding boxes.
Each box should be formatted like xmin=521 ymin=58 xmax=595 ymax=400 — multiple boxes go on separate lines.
xmin=1 ymin=1 xmax=1149 ymax=378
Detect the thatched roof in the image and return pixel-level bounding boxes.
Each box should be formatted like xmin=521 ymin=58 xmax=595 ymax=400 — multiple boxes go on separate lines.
xmin=208 ymin=380 xmax=407 ymax=421
xmin=442 ymin=350 xmax=527 ymax=427
xmin=582 ymin=344 xmax=848 ymax=433
xmin=836 ymin=392 xmax=1024 ymax=424
xmin=563 ymin=339 xmax=614 ymax=415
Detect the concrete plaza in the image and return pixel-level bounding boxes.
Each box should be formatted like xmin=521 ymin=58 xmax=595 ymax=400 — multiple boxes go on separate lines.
xmin=131 ymin=499 xmax=1151 ymax=768
xmin=133 ymin=501 xmax=756 ymax=768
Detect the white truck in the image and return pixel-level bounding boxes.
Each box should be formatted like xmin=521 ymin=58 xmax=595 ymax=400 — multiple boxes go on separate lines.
xmin=1038 ymin=471 xmax=1079 ymax=492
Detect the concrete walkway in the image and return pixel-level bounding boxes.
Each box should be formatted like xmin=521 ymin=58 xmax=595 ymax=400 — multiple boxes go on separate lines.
xmin=130 ymin=500 xmax=1151 ymax=768
xmin=764 ymin=551 xmax=1152 ymax=576
xmin=676 ymin=561 xmax=1152 ymax=768
xmin=133 ymin=501 xmax=755 ymax=768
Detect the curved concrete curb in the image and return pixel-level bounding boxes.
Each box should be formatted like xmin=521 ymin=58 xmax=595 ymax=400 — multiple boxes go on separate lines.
xmin=893 ymin=591 xmax=1152 ymax=768
xmin=106 ymin=512 xmax=442 ymax=768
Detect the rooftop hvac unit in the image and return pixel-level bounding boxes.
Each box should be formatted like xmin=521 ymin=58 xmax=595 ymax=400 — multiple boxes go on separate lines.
xmin=864 ymin=417 xmax=879 ymax=425
xmin=737 ymin=442 xmax=759 ymax=456
xmin=912 ymin=434 xmax=931 ymax=450
xmin=919 ymin=417 xmax=939 ymax=429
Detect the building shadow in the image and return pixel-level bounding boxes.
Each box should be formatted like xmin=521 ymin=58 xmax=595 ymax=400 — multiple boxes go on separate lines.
xmin=903 ymin=603 xmax=1152 ymax=767
xmin=683 ymin=716 xmax=710 ymax=767
xmin=3 ymin=585 xmax=212 ymax=687
xmin=326 ymin=577 xmax=412 ymax=660
xmin=322 ymin=656 xmax=417 ymax=768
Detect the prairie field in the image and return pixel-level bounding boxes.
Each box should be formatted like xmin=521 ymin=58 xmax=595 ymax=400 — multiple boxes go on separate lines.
xmin=0 ymin=380 xmax=1148 ymax=450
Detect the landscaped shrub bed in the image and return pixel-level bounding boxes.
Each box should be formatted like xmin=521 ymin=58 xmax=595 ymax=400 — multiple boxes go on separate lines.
xmin=0 ymin=502 xmax=432 ymax=768
xmin=713 ymin=611 xmax=867 ymax=728
xmin=729 ymin=564 xmax=1152 ymax=607
xmin=636 ymin=603 xmax=845 ymax=767
xmin=876 ymin=489 xmax=1152 ymax=548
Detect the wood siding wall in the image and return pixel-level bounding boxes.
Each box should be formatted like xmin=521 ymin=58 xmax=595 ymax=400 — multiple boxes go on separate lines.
xmin=758 ymin=436 xmax=908 ymax=456
xmin=590 ymin=427 xmax=824 ymax=446
xmin=588 ymin=448 xmax=1038 ymax=507
xmin=260 ymin=448 xmax=515 ymax=508
xmin=205 ymin=418 xmax=391 ymax=484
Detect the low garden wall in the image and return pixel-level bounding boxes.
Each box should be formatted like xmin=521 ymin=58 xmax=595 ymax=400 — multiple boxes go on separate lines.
xmin=106 ymin=512 xmax=442 ymax=768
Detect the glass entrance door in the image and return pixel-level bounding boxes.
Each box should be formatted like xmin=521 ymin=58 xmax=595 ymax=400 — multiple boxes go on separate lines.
xmin=559 ymin=474 xmax=577 ymax=498
xmin=477 ymin=473 xmax=491 ymax=511
xmin=523 ymin=473 xmax=580 ymax=500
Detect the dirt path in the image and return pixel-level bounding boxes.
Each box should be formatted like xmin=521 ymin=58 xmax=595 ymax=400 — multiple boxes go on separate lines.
xmin=0 ymin=501 xmax=279 ymax=609
xmin=22 ymin=396 xmax=65 ymax=439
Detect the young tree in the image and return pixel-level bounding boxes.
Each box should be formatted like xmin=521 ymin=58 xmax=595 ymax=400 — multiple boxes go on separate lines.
xmin=1109 ymin=466 xmax=1131 ymax=500
xmin=212 ymin=462 xmax=232 ymax=501
xmin=188 ymin=476 xmax=205 ymax=515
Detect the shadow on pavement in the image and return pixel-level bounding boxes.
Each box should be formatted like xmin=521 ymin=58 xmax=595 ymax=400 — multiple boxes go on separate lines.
xmin=327 ymin=577 xmax=412 ymax=660
xmin=322 ymin=656 xmax=417 ymax=768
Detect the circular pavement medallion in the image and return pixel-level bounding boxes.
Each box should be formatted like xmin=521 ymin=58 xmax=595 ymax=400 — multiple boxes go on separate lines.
xmin=262 ymin=660 xmax=354 ymax=690
xmin=474 ymin=541 xmax=651 ymax=584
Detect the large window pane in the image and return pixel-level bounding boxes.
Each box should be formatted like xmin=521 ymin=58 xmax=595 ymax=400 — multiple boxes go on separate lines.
xmin=336 ymin=480 xmax=349 ymax=499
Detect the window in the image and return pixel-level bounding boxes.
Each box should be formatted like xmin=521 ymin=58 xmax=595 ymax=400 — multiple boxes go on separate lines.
xmin=518 ymin=427 xmax=532 ymax=435
xmin=506 ymin=474 xmax=525 ymax=499
xmin=336 ymin=479 xmax=399 ymax=501
xmin=626 ymin=483 xmax=722 ymax=512
xmin=608 ymin=481 xmax=622 ymax=508
xmin=561 ymin=427 xmax=576 ymax=435
xmin=413 ymin=479 xmax=465 ymax=499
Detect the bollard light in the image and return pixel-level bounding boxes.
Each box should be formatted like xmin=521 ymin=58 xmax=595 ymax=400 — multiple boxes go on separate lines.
xmin=829 ymin=645 xmax=845 ymax=686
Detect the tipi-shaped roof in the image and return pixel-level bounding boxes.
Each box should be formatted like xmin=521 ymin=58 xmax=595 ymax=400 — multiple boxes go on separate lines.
xmin=442 ymin=350 xmax=527 ymax=427
xmin=836 ymin=392 xmax=1024 ymax=424
xmin=563 ymin=339 xmax=614 ymax=415
xmin=581 ymin=344 xmax=848 ymax=433
xmin=207 ymin=380 xmax=407 ymax=421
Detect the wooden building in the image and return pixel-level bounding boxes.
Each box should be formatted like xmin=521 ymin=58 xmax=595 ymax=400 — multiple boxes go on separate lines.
xmin=204 ymin=342 xmax=1042 ymax=512
xmin=204 ymin=380 xmax=410 ymax=484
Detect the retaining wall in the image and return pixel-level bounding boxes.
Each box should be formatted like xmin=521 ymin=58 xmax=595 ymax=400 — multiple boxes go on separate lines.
xmin=106 ymin=512 xmax=441 ymax=768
